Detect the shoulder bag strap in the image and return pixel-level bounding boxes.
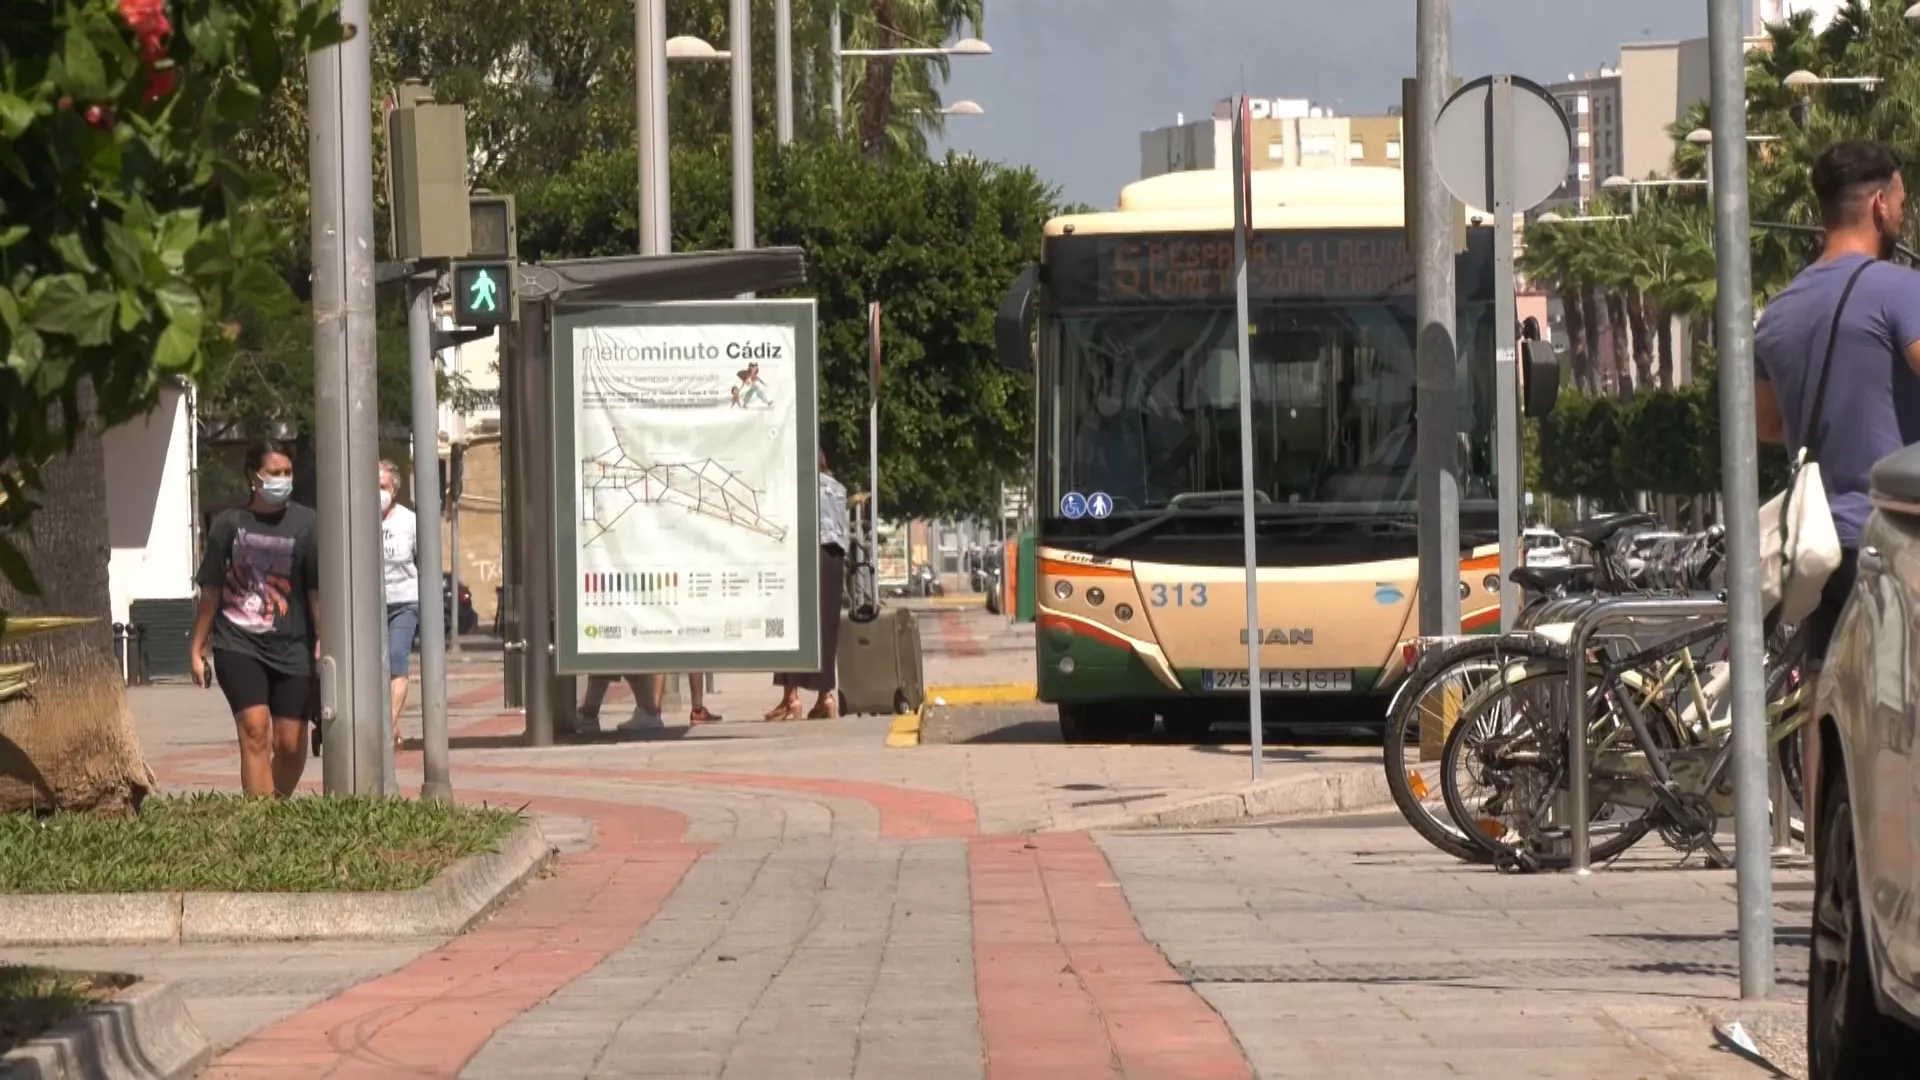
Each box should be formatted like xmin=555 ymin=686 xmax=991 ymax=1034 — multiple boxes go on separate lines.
xmin=1801 ymin=258 xmax=1875 ymax=464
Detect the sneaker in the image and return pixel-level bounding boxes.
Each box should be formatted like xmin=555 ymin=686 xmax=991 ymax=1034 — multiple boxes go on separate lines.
xmin=617 ymin=710 xmax=664 ymax=733
xmin=576 ymin=710 xmax=601 ymax=735
xmin=690 ymin=706 xmax=723 ymax=726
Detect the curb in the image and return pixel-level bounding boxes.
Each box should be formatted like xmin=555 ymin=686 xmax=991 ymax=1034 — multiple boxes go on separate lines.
xmin=0 ymin=821 xmax=552 ymax=946
xmin=926 ymin=683 xmax=1037 ymax=706
xmin=0 ymin=978 xmax=211 ymax=1080
xmin=885 ymin=710 xmax=922 ymax=749
xmin=1077 ymin=764 xmax=1395 ymax=831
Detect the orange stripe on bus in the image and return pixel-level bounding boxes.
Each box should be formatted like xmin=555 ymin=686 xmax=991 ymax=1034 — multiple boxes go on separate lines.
xmin=1038 ymin=558 xmax=1132 ymax=580
xmin=1462 ymin=606 xmax=1500 ymax=632
xmin=1462 ymin=553 xmax=1501 ymax=573
xmin=1037 ymin=609 xmax=1134 ymax=652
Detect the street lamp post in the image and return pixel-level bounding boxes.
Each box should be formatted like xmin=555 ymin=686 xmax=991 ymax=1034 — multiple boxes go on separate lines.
xmin=1685 ymin=129 xmax=1779 ymax=199
xmin=828 ymin=26 xmax=991 ymax=137
xmin=1599 ymin=175 xmax=1708 ymax=215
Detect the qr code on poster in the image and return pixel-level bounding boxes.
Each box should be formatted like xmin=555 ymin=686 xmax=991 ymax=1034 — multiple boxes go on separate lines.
xmin=765 ymin=618 xmax=786 ymax=640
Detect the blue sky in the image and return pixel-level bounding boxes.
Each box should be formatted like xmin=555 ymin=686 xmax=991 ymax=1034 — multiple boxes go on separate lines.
xmin=932 ymin=0 xmax=1729 ymax=206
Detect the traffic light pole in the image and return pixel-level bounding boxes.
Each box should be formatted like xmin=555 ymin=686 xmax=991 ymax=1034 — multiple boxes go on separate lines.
xmin=308 ymin=0 xmax=392 ymax=796
xmin=408 ymin=272 xmax=453 ymax=801
xmin=1414 ymin=0 xmax=1461 ymax=637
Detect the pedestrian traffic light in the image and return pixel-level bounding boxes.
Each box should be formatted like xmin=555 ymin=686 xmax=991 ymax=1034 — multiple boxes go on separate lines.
xmin=451 ymin=261 xmax=513 ymax=326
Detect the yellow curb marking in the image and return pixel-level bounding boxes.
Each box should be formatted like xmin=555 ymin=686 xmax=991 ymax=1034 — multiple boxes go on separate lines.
xmin=885 ymin=710 xmax=923 ymax=749
xmin=924 ymin=683 xmax=1037 ymax=705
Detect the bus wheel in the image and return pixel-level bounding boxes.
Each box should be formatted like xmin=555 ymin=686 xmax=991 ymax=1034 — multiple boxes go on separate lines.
xmin=1058 ymin=704 xmax=1153 ymax=744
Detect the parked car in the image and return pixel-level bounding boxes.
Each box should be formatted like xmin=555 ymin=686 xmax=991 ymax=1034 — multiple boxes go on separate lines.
xmin=442 ymin=573 xmax=479 ymax=635
xmin=1521 ymin=527 xmax=1570 ymax=568
xmin=1805 ymin=442 xmax=1920 ymax=1078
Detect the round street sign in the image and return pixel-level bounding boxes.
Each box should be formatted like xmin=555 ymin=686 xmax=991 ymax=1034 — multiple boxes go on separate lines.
xmin=1432 ymin=75 xmax=1572 ymax=214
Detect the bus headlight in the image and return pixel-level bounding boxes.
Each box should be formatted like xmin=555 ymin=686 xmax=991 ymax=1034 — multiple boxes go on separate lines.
xmin=1483 ymin=573 xmax=1500 ymax=594
xmin=1058 ymin=656 xmax=1076 ymax=674
xmin=1114 ymin=603 xmax=1134 ymax=622
xmin=1085 ymin=587 xmax=1106 ymax=606
xmin=1458 ymin=581 xmax=1471 ymax=600
xmin=1053 ymin=580 xmax=1073 ymax=600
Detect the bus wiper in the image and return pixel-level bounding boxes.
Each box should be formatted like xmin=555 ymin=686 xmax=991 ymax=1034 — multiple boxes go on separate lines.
xmin=1088 ymin=491 xmax=1286 ymax=554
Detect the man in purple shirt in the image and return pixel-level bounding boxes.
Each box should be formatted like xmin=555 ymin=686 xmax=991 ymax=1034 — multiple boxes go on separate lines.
xmin=1754 ymin=139 xmax=1920 ymax=668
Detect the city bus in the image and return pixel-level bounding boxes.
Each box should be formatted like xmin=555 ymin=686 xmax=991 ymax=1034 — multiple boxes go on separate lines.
xmin=994 ymin=165 xmax=1555 ymax=742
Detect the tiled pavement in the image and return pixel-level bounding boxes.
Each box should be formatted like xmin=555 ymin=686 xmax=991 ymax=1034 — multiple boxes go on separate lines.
xmin=6 ymin=608 xmax=1792 ymax=1078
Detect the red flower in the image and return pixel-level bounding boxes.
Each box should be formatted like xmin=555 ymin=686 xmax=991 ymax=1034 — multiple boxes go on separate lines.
xmin=117 ymin=0 xmax=176 ymax=104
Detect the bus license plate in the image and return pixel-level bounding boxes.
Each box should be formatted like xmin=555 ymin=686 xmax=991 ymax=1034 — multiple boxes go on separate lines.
xmin=1202 ymin=669 xmax=1353 ymax=693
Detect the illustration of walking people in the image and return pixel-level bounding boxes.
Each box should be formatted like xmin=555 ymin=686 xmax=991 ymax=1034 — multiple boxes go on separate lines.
xmin=733 ymin=363 xmax=773 ymax=408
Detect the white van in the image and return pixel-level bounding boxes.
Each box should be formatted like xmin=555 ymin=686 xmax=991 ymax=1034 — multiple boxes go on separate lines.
xmin=1522 ymin=527 xmax=1570 ymax=568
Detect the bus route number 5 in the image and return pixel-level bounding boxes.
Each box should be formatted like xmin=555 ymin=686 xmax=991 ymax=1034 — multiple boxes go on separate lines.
xmin=1150 ymin=583 xmax=1207 ymax=608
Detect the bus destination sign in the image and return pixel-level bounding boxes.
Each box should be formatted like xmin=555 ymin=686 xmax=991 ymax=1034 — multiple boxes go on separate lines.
xmin=1048 ymin=230 xmax=1418 ymax=307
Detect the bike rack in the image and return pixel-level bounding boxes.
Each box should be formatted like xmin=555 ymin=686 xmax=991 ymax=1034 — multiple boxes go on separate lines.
xmin=1566 ymin=595 xmax=1728 ymax=875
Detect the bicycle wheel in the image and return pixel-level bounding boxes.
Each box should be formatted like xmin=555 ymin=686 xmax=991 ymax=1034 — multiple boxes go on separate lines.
xmin=1383 ymin=635 xmax=1562 ymax=862
xmin=1439 ymin=657 xmax=1679 ymax=869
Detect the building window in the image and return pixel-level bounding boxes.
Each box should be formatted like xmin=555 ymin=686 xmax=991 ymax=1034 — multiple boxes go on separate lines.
xmin=1577 ymin=161 xmax=1591 ymax=180
xmin=1348 ymin=139 xmax=1365 ymax=160
xmin=1386 ymin=139 xmax=1401 ymax=161
xmin=1577 ymin=94 xmax=1590 ymax=114
xmin=1301 ymin=134 xmax=1335 ymax=158
xmin=1577 ymin=130 xmax=1590 ymax=148
xmin=1267 ymin=140 xmax=1285 ymax=161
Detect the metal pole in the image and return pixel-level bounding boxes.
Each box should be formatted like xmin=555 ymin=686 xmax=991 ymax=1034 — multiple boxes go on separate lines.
xmin=775 ymin=0 xmax=794 ymax=144
xmin=730 ymin=0 xmax=754 ymax=256
xmin=1707 ymin=0 xmax=1773 ymax=1001
xmin=1230 ymin=95 xmax=1263 ymax=781
xmin=831 ymin=4 xmax=845 ymax=137
xmin=515 ymin=303 xmax=556 ymax=746
xmin=636 ymin=0 xmax=670 ymax=255
xmin=499 ymin=326 xmax=525 ymax=708
xmin=307 ymin=0 xmax=388 ymax=796
xmin=446 ymin=440 xmax=463 ymax=660
xmin=1491 ymin=79 xmax=1521 ymax=631
xmin=407 ymin=276 xmax=452 ymax=800
xmin=1415 ymin=0 xmax=1461 ymax=637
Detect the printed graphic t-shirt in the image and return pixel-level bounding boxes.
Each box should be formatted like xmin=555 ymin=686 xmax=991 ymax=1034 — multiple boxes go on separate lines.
xmin=197 ymin=504 xmax=321 ymax=675
xmin=382 ymin=504 xmax=420 ymax=605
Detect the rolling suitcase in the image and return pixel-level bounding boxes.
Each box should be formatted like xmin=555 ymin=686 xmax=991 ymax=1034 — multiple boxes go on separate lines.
xmin=836 ymin=607 xmax=925 ymax=716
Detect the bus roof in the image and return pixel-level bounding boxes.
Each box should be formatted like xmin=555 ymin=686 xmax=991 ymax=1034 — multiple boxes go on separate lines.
xmin=1046 ymin=167 xmax=1410 ymax=237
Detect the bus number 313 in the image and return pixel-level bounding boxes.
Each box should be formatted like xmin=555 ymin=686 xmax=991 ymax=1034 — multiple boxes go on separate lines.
xmin=1150 ymin=583 xmax=1207 ymax=608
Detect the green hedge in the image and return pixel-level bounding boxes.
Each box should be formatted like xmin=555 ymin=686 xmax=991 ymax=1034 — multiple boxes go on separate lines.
xmin=1535 ymin=379 xmax=1789 ymax=500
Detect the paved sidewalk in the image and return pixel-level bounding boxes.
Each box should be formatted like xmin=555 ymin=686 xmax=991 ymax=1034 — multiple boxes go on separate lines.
xmin=1103 ymin=812 xmax=1802 ymax=1079
xmin=7 ymin=668 xmax=1795 ymax=1077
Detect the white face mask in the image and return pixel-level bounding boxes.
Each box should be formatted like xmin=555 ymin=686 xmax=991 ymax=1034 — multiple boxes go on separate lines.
xmin=380 ymin=489 xmax=394 ymax=512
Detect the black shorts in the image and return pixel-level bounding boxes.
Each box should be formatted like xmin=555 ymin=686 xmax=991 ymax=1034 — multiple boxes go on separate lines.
xmin=1800 ymin=547 xmax=1861 ymax=670
xmin=212 ymin=648 xmax=317 ymax=722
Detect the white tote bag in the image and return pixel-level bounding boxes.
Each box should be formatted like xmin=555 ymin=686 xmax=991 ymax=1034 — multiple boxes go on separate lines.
xmin=1758 ymin=259 xmax=1868 ymax=625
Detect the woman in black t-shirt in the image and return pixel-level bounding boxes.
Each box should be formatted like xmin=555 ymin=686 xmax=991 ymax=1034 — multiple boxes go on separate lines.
xmin=189 ymin=440 xmax=322 ymax=797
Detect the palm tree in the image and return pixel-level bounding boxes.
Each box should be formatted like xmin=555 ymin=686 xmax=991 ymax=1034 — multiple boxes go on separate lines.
xmin=1519 ymin=224 xmax=1599 ymax=393
xmin=846 ymin=0 xmax=984 ymax=160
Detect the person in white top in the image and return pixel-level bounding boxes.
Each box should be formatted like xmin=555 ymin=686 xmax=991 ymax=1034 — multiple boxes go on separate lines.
xmin=379 ymin=461 xmax=420 ymax=751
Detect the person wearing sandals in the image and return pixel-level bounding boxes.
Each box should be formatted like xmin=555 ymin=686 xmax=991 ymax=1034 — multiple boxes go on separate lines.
xmin=767 ymin=452 xmax=848 ymax=721
xmin=577 ymin=673 xmax=722 ymax=731
xmin=378 ymin=461 xmax=421 ymax=752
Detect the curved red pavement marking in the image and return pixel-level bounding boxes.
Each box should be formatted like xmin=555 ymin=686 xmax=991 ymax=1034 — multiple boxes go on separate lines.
xmin=937 ymin=609 xmax=986 ymax=657
xmin=201 ymin=790 xmax=700 ymax=1079
xmin=456 ymin=762 xmax=979 ymax=839
xmin=971 ymin=832 xmax=1252 ymax=1080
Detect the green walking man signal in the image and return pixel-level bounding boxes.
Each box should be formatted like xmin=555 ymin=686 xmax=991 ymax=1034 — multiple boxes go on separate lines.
xmin=451 ymin=260 xmax=515 ymax=326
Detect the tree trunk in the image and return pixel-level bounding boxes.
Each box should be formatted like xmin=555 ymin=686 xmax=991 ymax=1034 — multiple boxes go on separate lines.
xmin=0 ymin=383 xmax=156 ymax=815
xmin=1582 ymin=289 xmax=1605 ymax=394
xmin=855 ymin=0 xmax=901 ymax=160
xmin=1626 ymin=289 xmax=1656 ymax=393
xmin=1605 ymin=292 xmax=1633 ymax=398
xmin=1562 ymin=290 xmax=1595 ymax=394
xmin=1653 ymin=298 xmax=1676 ymax=389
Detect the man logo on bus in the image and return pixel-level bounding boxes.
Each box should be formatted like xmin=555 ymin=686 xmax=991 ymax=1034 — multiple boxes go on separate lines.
xmin=1240 ymin=627 xmax=1313 ymax=645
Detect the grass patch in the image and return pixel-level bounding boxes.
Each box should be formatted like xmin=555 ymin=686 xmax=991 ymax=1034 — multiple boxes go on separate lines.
xmin=0 ymin=967 xmax=130 ymax=1053
xmin=0 ymin=794 xmax=523 ymax=893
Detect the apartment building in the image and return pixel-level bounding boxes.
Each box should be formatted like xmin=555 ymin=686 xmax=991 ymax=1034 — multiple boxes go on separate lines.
xmin=1139 ymin=97 xmax=1402 ymax=179
xmin=1540 ymin=69 xmax=1624 ymax=209
xmin=1754 ymin=0 xmax=1846 ymax=33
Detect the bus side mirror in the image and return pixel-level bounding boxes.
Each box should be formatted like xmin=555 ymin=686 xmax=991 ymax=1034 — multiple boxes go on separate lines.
xmin=1522 ymin=339 xmax=1560 ymax=418
xmin=996 ymin=263 xmax=1037 ymax=373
